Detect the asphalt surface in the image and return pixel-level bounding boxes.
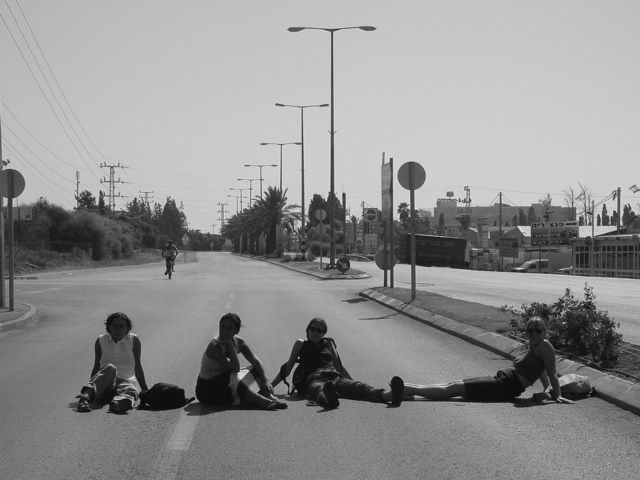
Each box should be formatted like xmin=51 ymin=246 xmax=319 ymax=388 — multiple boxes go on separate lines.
xmin=4 ymin=256 xmax=640 ymax=417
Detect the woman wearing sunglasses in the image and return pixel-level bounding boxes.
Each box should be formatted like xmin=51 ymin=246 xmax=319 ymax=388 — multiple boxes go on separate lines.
xmin=402 ymin=317 xmax=574 ymax=404
xmin=270 ymin=317 xmax=405 ymax=409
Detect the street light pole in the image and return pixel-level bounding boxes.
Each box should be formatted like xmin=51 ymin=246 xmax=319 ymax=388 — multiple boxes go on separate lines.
xmin=229 ymin=187 xmax=247 ymax=211
xmin=275 ymin=103 xmax=329 ymax=254
xmin=237 ymin=178 xmax=259 ymax=208
xmin=288 ymin=25 xmax=376 ymax=267
xmin=244 ymin=164 xmax=277 ymax=200
xmin=259 ymin=142 xmax=301 ymax=192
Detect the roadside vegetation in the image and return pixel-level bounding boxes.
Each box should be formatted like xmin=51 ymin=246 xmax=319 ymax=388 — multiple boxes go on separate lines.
xmin=501 ymin=284 xmax=622 ymax=368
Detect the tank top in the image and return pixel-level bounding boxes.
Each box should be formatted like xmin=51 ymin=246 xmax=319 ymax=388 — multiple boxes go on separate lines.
xmin=198 ymin=337 xmax=239 ymax=380
xmin=513 ymin=345 xmax=545 ymax=384
xmin=98 ymin=333 xmax=136 ymax=381
xmin=299 ymin=339 xmax=336 ymax=375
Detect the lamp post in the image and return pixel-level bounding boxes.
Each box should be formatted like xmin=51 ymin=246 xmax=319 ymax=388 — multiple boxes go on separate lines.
xmin=288 ymin=25 xmax=376 ymax=267
xmin=227 ymin=194 xmax=246 ymax=214
xmin=244 ymin=164 xmax=277 ymax=200
xmin=228 ymin=187 xmax=247 ymax=211
xmin=237 ymin=179 xmax=259 ymax=208
xmin=275 ymin=103 xmax=329 ymax=254
xmin=259 ymin=142 xmax=301 ymax=192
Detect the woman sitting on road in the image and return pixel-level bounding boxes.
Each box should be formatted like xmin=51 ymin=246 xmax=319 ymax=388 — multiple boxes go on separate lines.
xmin=403 ymin=317 xmax=574 ymax=404
xmin=76 ymin=312 xmax=149 ymax=413
xmin=271 ymin=317 xmax=405 ymax=409
xmin=195 ymin=313 xmax=287 ymax=410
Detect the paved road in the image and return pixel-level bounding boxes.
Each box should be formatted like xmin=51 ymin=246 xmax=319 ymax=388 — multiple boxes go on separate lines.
xmin=1 ymin=252 xmax=639 ymax=480
xmin=347 ymin=260 xmax=640 ymax=345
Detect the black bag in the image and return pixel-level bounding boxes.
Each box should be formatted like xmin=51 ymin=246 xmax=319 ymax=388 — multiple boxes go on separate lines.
xmin=138 ymin=382 xmax=195 ymax=410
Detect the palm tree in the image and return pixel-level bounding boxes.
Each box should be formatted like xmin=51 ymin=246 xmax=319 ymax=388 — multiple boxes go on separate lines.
xmin=252 ymin=187 xmax=298 ymax=255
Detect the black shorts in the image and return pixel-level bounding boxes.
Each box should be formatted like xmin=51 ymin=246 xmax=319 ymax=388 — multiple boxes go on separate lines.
xmin=463 ymin=368 xmax=525 ymax=402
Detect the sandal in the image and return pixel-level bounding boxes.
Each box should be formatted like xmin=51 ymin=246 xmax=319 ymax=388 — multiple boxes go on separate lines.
xmin=390 ymin=376 xmax=404 ymax=406
xmin=265 ymin=401 xmax=288 ymax=410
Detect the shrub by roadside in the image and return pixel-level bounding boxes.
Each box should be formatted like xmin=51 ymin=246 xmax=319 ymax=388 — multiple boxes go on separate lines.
xmin=501 ymin=283 xmax=622 ymax=368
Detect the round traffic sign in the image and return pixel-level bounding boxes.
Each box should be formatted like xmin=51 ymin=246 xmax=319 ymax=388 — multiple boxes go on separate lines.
xmin=0 ymin=169 xmax=26 ymax=198
xmin=375 ymin=250 xmax=396 ymax=270
xmin=336 ymin=257 xmax=351 ymax=273
xmin=397 ymin=162 xmax=426 ymax=191
xmin=365 ymin=208 xmax=377 ymax=222
xmin=315 ymin=208 xmax=327 ymax=221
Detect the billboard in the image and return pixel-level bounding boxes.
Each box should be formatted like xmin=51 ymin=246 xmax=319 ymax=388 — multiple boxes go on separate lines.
xmin=530 ymin=221 xmax=579 ymax=247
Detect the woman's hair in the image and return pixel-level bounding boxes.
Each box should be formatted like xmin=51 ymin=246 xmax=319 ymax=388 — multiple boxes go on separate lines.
xmin=220 ymin=312 xmax=242 ymax=332
xmin=306 ymin=317 xmax=328 ymax=338
xmin=104 ymin=312 xmax=132 ymax=333
xmin=525 ymin=316 xmax=547 ymax=335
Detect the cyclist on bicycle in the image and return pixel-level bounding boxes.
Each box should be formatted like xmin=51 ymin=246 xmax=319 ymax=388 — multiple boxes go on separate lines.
xmin=162 ymin=240 xmax=179 ymax=276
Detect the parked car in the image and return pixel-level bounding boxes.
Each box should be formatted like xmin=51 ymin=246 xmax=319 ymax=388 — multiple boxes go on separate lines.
xmin=556 ymin=265 xmax=574 ymax=275
xmin=511 ymin=259 xmax=549 ymax=273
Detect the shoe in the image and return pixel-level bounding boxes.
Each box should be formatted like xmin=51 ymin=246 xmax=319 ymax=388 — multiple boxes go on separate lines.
xmin=390 ymin=376 xmax=404 ymax=406
xmin=76 ymin=398 xmax=91 ymax=412
xmin=164 ymin=271 xmax=167 ymax=275
xmin=322 ymin=382 xmax=340 ymax=409
xmin=109 ymin=399 xmax=132 ymax=414
xmin=265 ymin=401 xmax=288 ymax=410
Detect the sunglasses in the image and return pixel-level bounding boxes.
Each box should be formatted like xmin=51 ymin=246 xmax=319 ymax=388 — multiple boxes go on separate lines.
xmin=526 ymin=328 xmax=543 ymax=334
xmin=308 ymin=327 xmax=324 ymax=334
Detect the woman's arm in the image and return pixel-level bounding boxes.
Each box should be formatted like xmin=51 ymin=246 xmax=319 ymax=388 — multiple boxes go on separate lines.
xmin=237 ymin=337 xmax=271 ymax=389
xmin=271 ymin=340 xmax=304 ymax=388
xmin=205 ymin=337 xmax=240 ymax=373
xmin=540 ymin=340 xmax=573 ymax=404
xmin=133 ymin=336 xmax=149 ymax=392
xmin=90 ymin=338 xmax=102 ymax=377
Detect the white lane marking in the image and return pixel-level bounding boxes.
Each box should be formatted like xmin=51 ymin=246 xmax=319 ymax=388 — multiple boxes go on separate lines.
xmin=149 ymin=292 xmax=234 ymax=479
xmin=149 ymin=405 xmax=202 ymax=479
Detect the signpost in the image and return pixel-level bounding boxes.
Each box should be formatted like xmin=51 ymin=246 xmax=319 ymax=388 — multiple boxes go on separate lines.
xmin=530 ymin=221 xmax=579 ymax=247
xmin=381 ymin=158 xmax=394 ymax=287
xmin=0 ymin=169 xmax=26 ymax=311
xmin=397 ymin=161 xmax=426 ymax=300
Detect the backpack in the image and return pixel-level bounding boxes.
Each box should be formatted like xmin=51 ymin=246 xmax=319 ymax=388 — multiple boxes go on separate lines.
xmin=557 ymin=373 xmax=594 ymax=400
xmin=138 ymin=382 xmax=195 ymax=410
xmin=280 ymin=337 xmax=350 ymax=396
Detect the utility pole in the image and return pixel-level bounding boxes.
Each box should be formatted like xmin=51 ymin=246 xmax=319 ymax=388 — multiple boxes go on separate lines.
xmin=100 ymin=162 xmax=126 ymax=214
xmin=139 ymin=190 xmax=154 ymax=218
xmin=76 ymin=171 xmax=80 ymax=209
xmin=217 ymin=202 xmax=229 ymax=232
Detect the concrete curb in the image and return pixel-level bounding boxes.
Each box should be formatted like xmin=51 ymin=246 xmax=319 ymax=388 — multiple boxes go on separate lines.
xmin=0 ymin=303 xmax=39 ymax=332
xmin=246 ymin=254 xmax=371 ymax=280
xmin=360 ymin=287 xmax=640 ymax=417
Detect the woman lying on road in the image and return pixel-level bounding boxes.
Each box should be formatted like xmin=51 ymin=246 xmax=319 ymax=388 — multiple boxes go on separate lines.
xmin=195 ymin=313 xmax=287 ymax=410
xmin=403 ymin=317 xmax=574 ymax=404
xmin=271 ymin=317 xmax=405 ymax=409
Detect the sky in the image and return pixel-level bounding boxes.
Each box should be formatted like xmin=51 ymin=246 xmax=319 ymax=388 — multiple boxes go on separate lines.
xmin=1 ymin=0 xmax=639 ymax=233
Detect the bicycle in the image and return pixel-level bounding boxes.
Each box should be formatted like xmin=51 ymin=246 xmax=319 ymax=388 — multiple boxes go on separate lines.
xmin=163 ymin=254 xmax=176 ymax=279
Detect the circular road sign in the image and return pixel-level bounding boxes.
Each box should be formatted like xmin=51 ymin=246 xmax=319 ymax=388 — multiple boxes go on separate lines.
xmin=397 ymin=162 xmax=426 ymax=191
xmin=315 ymin=208 xmax=327 ymax=221
xmin=336 ymin=257 xmax=351 ymax=273
xmin=0 ymin=169 xmax=26 ymax=199
xmin=365 ymin=208 xmax=377 ymax=222
xmin=375 ymin=250 xmax=397 ymax=270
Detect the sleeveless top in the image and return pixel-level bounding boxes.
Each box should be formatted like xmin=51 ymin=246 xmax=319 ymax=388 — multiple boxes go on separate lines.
xmin=513 ymin=345 xmax=545 ymax=384
xmin=99 ymin=333 xmax=136 ymax=381
xmin=299 ymin=339 xmax=336 ymax=375
xmin=198 ymin=337 xmax=238 ymax=380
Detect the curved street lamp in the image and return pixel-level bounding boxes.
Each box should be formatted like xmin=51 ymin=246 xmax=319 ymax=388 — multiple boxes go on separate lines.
xmin=275 ymin=103 xmax=329 ymax=254
xmin=287 ymin=25 xmax=376 ymax=267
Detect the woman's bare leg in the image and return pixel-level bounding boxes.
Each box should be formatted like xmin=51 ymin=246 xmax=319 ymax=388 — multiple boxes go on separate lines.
xmin=404 ymin=381 xmax=466 ymax=400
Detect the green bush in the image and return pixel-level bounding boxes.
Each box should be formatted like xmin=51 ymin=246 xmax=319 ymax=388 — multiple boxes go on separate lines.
xmin=500 ymin=283 xmax=622 ymax=368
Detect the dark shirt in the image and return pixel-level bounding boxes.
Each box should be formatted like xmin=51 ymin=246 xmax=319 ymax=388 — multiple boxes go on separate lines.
xmin=299 ymin=339 xmax=336 ymax=375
